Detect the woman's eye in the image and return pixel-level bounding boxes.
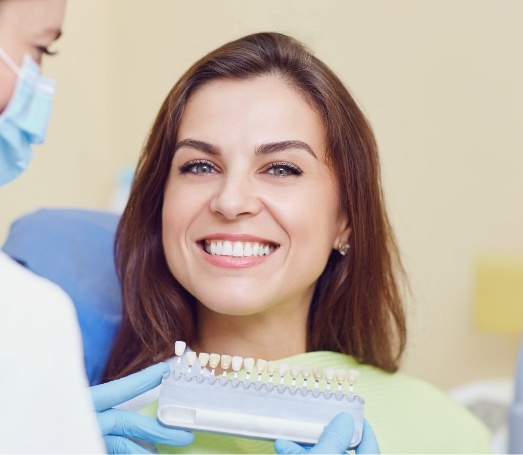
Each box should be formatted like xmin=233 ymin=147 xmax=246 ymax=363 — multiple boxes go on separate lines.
xmin=265 ymin=162 xmax=303 ymax=177
xmin=178 ymin=160 xmax=217 ymax=175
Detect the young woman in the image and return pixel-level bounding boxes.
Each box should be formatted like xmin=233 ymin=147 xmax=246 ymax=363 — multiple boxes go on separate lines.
xmin=104 ymin=32 xmax=491 ymax=453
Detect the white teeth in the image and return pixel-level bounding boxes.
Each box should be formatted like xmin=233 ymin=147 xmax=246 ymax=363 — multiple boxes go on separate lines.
xmin=222 ymin=241 xmax=233 ymax=256
xmin=204 ymin=239 xmax=276 ymax=257
xmin=232 ymin=242 xmax=243 ymax=257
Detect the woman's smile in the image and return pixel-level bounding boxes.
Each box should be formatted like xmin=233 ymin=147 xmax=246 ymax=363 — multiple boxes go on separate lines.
xmin=204 ymin=240 xmax=277 ymax=257
xmin=196 ymin=234 xmax=280 ymax=268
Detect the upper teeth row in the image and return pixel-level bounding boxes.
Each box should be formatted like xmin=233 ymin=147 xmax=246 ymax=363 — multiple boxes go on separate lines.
xmin=205 ymin=240 xmax=276 ymax=257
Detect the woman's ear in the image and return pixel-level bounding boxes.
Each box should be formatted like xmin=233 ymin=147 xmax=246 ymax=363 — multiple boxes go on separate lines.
xmin=333 ymin=219 xmax=351 ymax=250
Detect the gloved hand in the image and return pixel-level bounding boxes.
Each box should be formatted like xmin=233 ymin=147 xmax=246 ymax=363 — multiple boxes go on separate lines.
xmin=91 ymin=362 xmax=194 ymax=454
xmin=274 ymin=413 xmax=380 ymax=454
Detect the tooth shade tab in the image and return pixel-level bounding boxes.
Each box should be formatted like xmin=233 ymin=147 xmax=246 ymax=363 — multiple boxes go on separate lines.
xmin=231 ymin=356 xmax=243 ymax=378
xmin=335 ymin=369 xmax=347 ymax=391
xmin=185 ymin=351 xmax=197 ymax=372
xmin=335 ymin=369 xmax=347 ymax=383
xmin=312 ymin=367 xmax=323 ymax=381
xmin=290 ymin=365 xmax=301 ymax=379
xmin=267 ymin=361 xmax=278 ymax=376
xmin=244 ymin=357 xmax=255 ymax=380
xmin=313 ymin=367 xmax=323 ymax=388
xmin=348 ymin=369 xmax=359 ymax=384
xmin=267 ymin=361 xmax=278 ymax=383
xmin=175 ymin=341 xmax=186 ymax=362
xmin=301 ymin=366 xmax=312 ymax=387
xmin=324 ymin=368 xmax=335 ymax=389
xmin=204 ymin=240 xmax=277 ymax=257
xmin=220 ymin=355 xmax=232 ymax=374
xmin=290 ymin=365 xmax=301 ymax=385
xmin=278 ymin=363 xmax=290 ymax=377
xmin=256 ymin=359 xmax=268 ymax=373
xmin=278 ymin=363 xmax=290 ymax=384
xmin=198 ymin=352 xmax=210 ymax=368
xmin=348 ymin=369 xmax=359 ymax=392
xmin=256 ymin=359 xmax=268 ymax=381
xmin=243 ymin=357 xmax=255 ymax=372
xmin=301 ymin=366 xmax=311 ymax=379
xmin=209 ymin=353 xmax=220 ymax=372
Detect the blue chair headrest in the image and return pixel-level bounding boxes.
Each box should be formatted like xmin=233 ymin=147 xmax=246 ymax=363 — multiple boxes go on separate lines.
xmin=2 ymin=208 xmax=121 ymax=385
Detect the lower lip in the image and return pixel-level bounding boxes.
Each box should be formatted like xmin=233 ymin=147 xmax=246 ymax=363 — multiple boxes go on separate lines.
xmin=199 ymin=246 xmax=273 ymax=268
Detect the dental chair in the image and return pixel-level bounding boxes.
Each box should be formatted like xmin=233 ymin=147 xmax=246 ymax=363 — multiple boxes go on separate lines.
xmin=2 ymin=208 xmax=121 ymax=385
xmin=2 ymin=208 xmax=523 ymax=453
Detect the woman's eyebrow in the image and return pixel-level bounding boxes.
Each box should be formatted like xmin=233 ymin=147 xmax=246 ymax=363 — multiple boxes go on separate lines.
xmin=174 ymin=138 xmax=317 ymax=159
xmin=255 ymin=140 xmax=317 ymax=159
xmin=174 ymin=139 xmax=221 ymax=156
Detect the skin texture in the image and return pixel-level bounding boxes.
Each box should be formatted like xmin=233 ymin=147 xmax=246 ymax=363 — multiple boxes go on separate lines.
xmin=162 ymin=76 xmax=350 ymax=361
xmin=0 ymin=0 xmax=65 ymax=112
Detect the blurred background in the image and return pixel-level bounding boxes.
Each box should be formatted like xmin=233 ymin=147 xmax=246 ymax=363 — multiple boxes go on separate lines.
xmin=1 ymin=0 xmax=521 ymax=399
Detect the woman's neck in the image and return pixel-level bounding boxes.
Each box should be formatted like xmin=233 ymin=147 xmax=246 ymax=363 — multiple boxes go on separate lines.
xmin=193 ymin=303 xmax=309 ymax=362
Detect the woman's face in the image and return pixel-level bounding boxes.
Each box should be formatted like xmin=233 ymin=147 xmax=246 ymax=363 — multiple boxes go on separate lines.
xmin=162 ymin=76 xmax=349 ymax=319
xmin=0 ymin=0 xmax=65 ymax=112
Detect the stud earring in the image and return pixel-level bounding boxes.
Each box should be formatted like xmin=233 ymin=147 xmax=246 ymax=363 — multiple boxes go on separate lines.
xmin=337 ymin=243 xmax=350 ymax=256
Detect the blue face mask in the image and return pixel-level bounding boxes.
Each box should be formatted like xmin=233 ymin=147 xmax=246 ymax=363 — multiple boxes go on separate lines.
xmin=0 ymin=46 xmax=55 ymax=187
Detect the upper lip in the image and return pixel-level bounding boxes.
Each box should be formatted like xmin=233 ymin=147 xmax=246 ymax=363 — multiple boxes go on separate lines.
xmin=199 ymin=233 xmax=279 ymax=245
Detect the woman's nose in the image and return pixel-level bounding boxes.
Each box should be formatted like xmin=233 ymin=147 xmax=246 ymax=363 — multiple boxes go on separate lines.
xmin=209 ymin=174 xmax=262 ymax=220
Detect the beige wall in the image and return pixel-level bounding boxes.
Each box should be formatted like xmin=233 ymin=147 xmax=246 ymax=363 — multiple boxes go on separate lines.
xmin=1 ymin=0 xmax=522 ymax=390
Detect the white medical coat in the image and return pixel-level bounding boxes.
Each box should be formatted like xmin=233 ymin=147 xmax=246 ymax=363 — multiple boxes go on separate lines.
xmin=0 ymin=251 xmax=105 ymax=453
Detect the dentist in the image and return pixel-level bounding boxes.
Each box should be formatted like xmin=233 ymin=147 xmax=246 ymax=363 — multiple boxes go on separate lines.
xmin=0 ymin=0 xmax=193 ymax=452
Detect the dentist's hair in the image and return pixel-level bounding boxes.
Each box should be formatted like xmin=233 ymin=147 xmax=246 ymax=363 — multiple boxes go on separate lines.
xmin=104 ymin=32 xmax=407 ymax=381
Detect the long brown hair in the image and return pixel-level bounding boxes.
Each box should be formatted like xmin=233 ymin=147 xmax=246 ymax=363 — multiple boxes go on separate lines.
xmin=103 ymin=32 xmax=406 ymax=381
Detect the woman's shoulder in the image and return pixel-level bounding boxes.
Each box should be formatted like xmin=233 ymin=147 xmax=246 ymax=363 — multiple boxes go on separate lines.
xmin=291 ymin=351 xmax=492 ymax=453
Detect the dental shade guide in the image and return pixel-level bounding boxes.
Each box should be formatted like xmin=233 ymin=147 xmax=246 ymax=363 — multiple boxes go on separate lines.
xmin=157 ymin=341 xmax=365 ymax=448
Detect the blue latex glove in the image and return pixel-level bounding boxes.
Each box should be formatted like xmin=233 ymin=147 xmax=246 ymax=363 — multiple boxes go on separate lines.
xmin=274 ymin=413 xmax=380 ymax=454
xmin=91 ymin=362 xmax=194 ymax=454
